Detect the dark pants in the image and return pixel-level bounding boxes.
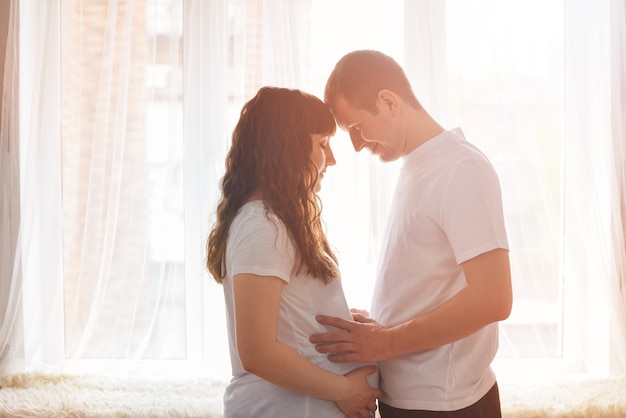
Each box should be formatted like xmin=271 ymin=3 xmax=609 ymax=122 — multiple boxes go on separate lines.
xmin=379 ymin=382 xmax=502 ymax=418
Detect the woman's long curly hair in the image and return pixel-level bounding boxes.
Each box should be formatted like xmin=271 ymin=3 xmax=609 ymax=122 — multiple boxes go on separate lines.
xmin=206 ymin=87 xmax=339 ymax=284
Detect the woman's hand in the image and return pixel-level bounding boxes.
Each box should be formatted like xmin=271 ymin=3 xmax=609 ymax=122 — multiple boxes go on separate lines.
xmin=335 ymin=365 xmax=381 ymax=418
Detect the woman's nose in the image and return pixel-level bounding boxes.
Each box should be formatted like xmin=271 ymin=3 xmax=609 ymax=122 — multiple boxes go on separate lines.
xmin=325 ymin=147 xmax=336 ymax=166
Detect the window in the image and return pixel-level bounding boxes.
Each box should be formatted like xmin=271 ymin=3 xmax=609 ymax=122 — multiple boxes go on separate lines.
xmin=5 ymin=0 xmax=623 ymax=379
xmin=445 ymin=0 xmax=564 ymax=359
xmin=60 ymin=0 xmax=186 ymax=360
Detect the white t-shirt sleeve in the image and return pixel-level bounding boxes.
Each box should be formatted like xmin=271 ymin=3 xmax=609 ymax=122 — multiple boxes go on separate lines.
xmin=228 ymin=213 xmax=295 ymax=283
xmin=440 ymin=157 xmax=509 ymax=264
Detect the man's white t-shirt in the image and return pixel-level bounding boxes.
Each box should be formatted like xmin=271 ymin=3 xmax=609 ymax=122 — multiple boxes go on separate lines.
xmin=222 ymin=201 xmax=378 ymax=418
xmin=371 ymin=128 xmax=509 ymax=411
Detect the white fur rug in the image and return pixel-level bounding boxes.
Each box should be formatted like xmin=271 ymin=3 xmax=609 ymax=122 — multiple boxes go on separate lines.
xmin=0 ymin=372 xmax=625 ymax=417
xmin=498 ymin=375 xmax=626 ymax=418
xmin=0 ymin=373 xmax=226 ymax=418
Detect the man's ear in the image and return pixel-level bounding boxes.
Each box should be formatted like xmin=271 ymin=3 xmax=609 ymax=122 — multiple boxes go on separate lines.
xmin=378 ymin=89 xmax=399 ymax=115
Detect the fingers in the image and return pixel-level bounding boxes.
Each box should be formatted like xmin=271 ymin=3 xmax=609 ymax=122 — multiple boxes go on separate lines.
xmin=353 ymin=364 xmax=378 ymax=376
xmin=314 ymin=342 xmax=361 ymax=362
xmin=365 ymin=364 xmax=379 ymax=376
xmin=340 ymin=401 xmax=378 ymax=418
xmin=351 ymin=312 xmax=375 ymax=323
xmin=347 ymin=309 xmax=376 ymax=324
xmin=310 ymin=315 xmax=360 ymax=344
xmin=310 ymin=334 xmax=352 ymax=353
xmin=371 ymin=387 xmax=383 ymax=399
xmin=368 ymin=400 xmax=379 ymax=411
xmin=346 ymin=399 xmax=379 ymax=418
xmin=316 ymin=315 xmax=354 ymax=330
xmin=345 ymin=364 xmax=379 ymax=378
xmin=350 ymin=308 xmax=370 ymax=316
xmin=310 ymin=331 xmax=350 ymax=345
xmin=357 ymin=400 xmax=379 ymax=417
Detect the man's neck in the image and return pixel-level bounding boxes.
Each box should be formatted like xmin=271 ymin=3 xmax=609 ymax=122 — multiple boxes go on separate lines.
xmin=404 ymin=107 xmax=445 ymax=154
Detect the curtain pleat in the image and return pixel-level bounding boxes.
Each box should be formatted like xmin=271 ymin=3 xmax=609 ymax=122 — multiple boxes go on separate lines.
xmin=609 ymin=0 xmax=626 ymax=375
xmin=0 ymin=0 xmax=19 ymax=371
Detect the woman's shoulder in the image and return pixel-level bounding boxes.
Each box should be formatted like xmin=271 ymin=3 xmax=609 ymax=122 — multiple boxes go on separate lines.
xmin=234 ymin=201 xmax=280 ymax=227
xmin=231 ymin=201 xmax=287 ymax=243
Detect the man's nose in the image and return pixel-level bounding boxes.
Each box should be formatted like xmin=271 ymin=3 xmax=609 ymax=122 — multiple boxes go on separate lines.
xmin=349 ymin=129 xmax=366 ymax=152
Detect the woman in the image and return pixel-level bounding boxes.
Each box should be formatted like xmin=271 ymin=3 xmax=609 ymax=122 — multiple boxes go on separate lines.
xmin=206 ymin=87 xmax=380 ymax=418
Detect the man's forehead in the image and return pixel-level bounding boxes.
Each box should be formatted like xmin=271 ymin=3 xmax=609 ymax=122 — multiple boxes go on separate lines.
xmin=330 ymin=96 xmax=356 ymax=130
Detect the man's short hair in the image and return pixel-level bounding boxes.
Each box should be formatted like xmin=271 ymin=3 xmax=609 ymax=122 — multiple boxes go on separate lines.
xmin=324 ymin=50 xmax=420 ymax=114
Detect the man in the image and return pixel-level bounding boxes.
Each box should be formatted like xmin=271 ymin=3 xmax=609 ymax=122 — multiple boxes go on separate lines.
xmin=310 ymin=50 xmax=512 ymax=417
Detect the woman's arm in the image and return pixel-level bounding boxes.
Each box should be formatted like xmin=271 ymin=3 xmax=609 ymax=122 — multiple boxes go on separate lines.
xmin=233 ymin=273 xmax=380 ymax=417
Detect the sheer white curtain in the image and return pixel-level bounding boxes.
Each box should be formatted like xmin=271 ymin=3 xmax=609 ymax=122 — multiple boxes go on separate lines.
xmin=1 ymin=0 xmax=625 ymax=380
xmin=1 ymin=0 xmax=198 ymax=375
xmin=561 ymin=0 xmax=626 ymax=375
xmin=611 ymin=0 xmax=626 ymax=375
xmin=0 ymin=0 xmax=20 ymax=371
xmin=1 ymin=0 xmax=64 ymax=373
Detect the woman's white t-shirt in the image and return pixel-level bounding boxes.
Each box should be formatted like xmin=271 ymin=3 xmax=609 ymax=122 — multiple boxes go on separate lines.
xmin=222 ymin=201 xmax=378 ymax=417
xmin=371 ymin=128 xmax=509 ymax=411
